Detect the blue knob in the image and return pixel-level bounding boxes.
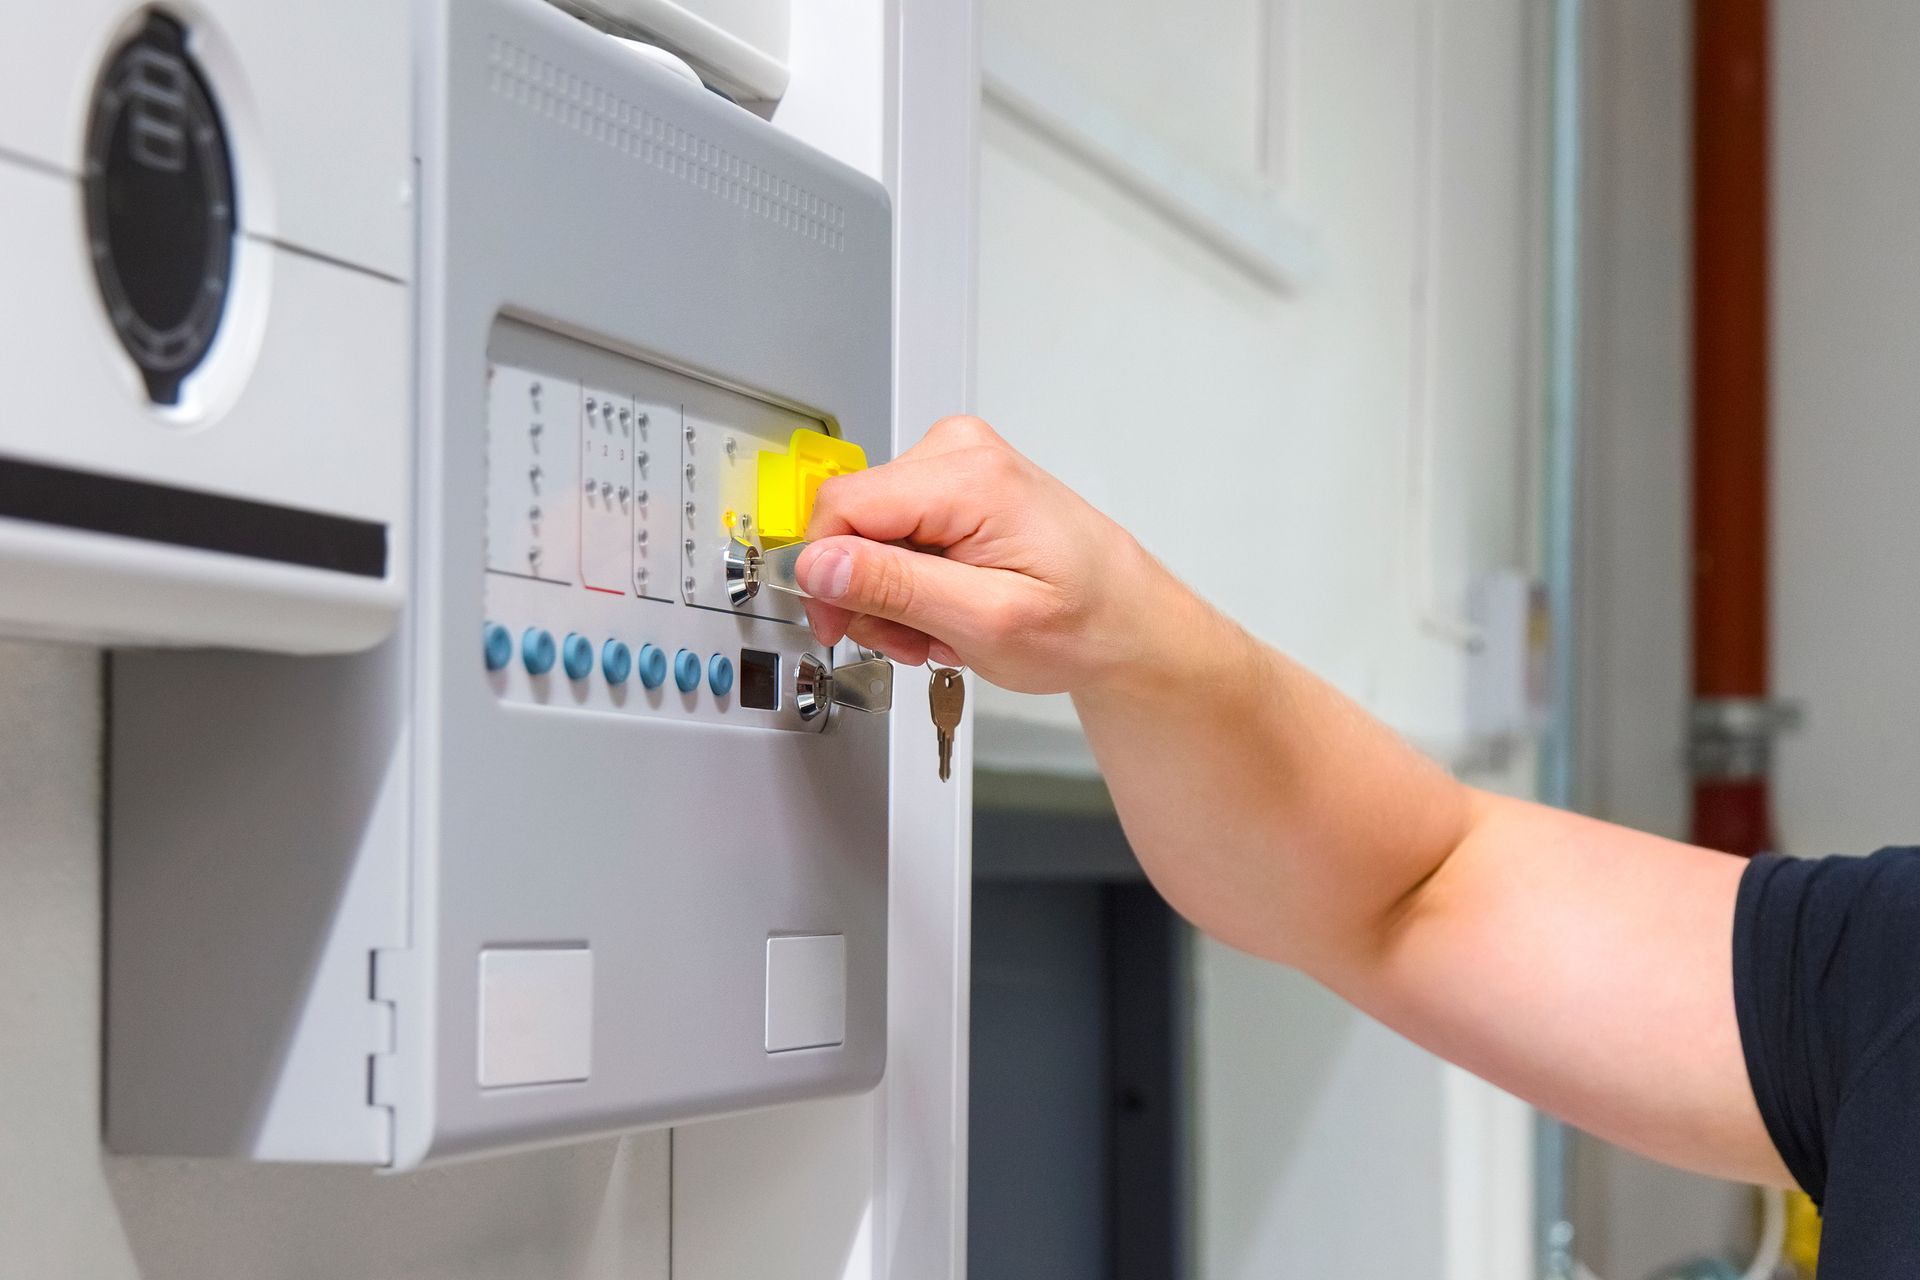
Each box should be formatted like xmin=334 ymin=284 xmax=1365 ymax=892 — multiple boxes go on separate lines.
xmin=602 ymin=639 xmax=633 ymax=685
xmin=521 ymin=627 xmax=556 ymax=676
xmin=708 ymin=653 xmax=735 ymax=697
xmin=562 ymin=632 xmax=595 ymax=681
xmin=637 ymin=643 xmax=668 ymax=689
xmin=674 ymin=648 xmax=702 ymax=693
xmin=483 ymin=621 xmax=513 ymax=671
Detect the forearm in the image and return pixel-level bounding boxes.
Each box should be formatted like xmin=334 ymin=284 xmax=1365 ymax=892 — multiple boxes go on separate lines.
xmin=1071 ymin=556 xmax=1476 ymax=976
xmin=801 ymin=420 xmax=1783 ymax=1186
xmin=1069 ymin=558 xmax=1780 ymax=1183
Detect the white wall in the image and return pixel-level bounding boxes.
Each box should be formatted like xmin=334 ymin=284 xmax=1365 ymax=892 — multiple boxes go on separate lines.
xmin=973 ymin=1 xmax=1541 ymax=1277
xmin=975 ymin=0 xmax=1540 ymax=766
xmin=1771 ymin=0 xmax=1920 ymax=856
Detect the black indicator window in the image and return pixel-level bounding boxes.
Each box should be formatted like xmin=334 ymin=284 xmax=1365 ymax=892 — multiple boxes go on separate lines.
xmin=740 ymin=649 xmax=781 ymax=711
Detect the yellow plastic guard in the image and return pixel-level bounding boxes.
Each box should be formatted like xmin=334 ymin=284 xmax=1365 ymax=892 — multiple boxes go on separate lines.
xmin=756 ymin=428 xmax=867 ymax=547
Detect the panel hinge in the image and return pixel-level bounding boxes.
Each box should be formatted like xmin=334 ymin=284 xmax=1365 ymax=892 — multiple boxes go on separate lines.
xmin=369 ymin=947 xmax=408 ymax=1166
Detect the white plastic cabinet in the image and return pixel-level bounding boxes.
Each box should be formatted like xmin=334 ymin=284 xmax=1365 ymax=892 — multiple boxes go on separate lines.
xmin=0 ymin=1 xmax=411 ymax=651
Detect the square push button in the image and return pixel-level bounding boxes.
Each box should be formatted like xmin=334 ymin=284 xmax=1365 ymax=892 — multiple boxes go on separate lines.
xmin=764 ymin=934 xmax=846 ymax=1053
xmin=478 ymin=947 xmax=593 ymax=1088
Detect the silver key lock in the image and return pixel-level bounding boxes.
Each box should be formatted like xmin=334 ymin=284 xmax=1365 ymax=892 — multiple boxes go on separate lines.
xmin=795 ymin=653 xmax=894 ymax=723
xmin=724 ymin=537 xmax=807 ymax=606
xmin=724 ymin=537 xmax=893 ymax=723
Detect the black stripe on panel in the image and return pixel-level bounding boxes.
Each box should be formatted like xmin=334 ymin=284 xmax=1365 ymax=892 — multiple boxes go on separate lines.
xmin=0 ymin=456 xmax=388 ymax=578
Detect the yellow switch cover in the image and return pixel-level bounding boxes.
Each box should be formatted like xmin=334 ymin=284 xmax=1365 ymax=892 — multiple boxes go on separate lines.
xmin=756 ymin=428 xmax=868 ymax=547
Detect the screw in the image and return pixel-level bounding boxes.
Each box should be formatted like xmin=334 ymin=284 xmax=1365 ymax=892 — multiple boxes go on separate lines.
xmin=584 ymin=478 xmax=595 ymax=495
xmin=637 ymin=529 xmax=649 ymax=545
xmin=683 ymin=423 xmax=695 ymax=441
xmin=637 ymin=450 xmax=650 ymax=468
xmin=684 ymin=501 xmax=696 ymax=519
xmin=637 ymin=411 xmax=650 ymax=428
xmin=684 ymin=463 xmax=696 ymax=480
xmin=740 ymin=513 xmax=753 ymax=530
xmin=585 ymin=395 xmax=598 ymax=413
xmin=530 ymin=381 xmax=543 ymax=397
xmin=685 ymin=576 xmax=698 ymax=593
xmin=602 ymin=402 xmax=614 ymax=420
xmin=684 ymin=538 xmax=696 ymax=555
xmin=601 ymin=481 xmax=613 ymax=500
xmin=725 ymin=436 xmax=737 ymax=458
xmin=636 ymin=489 xmax=649 ymax=504
xmin=529 ymin=505 xmax=542 ymax=521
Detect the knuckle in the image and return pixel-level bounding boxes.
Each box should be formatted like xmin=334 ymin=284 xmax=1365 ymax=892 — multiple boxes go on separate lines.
xmin=930 ymin=414 xmax=998 ymax=448
xmin=955 ymin=441 xmax=1022 ymax=489
xmin=984 ymin=446 xmax=1024 ymax=488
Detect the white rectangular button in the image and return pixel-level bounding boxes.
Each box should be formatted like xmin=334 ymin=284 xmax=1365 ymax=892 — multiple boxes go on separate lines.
xmin=765 ymin=934 xmax=846 ymax=1053
xmin=478 ymin=947 xmax=593 ymax=1088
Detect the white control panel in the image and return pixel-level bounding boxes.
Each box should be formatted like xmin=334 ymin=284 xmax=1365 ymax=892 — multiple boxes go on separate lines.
xmin=0 ymin=2 xmax=410 ymax=651
xmin=482 ymin=319 xmax=830 ymax=733
xmin=105 ymin=0 xmax=893 ymax=1170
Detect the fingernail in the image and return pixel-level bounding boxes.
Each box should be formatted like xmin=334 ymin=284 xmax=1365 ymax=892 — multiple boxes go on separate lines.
xmin=807 ymin=548 xmax=853 ymax=601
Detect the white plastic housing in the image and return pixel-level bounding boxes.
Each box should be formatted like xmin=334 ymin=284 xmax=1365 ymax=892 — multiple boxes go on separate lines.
xmin=0 ymin=1 xmax=410 ymax=651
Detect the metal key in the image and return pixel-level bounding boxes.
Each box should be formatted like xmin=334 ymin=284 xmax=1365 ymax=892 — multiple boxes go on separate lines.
xmin=929 ymin=667 xmax=965 ymax=782
xmin=725 ymin=538 xmax=810 ymax=606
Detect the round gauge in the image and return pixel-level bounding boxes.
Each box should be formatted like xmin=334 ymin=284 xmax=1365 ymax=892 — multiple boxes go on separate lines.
xmin=82 ymin=11 xmax=237 ymax=407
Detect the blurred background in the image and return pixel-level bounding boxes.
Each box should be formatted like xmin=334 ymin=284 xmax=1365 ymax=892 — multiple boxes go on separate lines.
xmin=963 ymin=1 xmax=1916 ymax=1277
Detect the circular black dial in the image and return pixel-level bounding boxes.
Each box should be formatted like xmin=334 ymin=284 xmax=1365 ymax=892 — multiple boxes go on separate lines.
xmin=83 ymin=11 xmax=238 ymax=407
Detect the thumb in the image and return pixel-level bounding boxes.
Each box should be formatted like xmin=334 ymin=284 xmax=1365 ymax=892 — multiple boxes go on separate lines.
xmin=798 ymin=536 xmax=1015 ymax=649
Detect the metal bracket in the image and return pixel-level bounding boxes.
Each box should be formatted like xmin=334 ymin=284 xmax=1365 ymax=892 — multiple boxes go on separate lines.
xmin=1689 ymin=697 xmax=1805 ymax=780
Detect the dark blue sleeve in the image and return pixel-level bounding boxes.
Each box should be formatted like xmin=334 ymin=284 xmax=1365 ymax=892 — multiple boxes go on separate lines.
xmin=1733 ymin=848 xmax=1920 ymax=1206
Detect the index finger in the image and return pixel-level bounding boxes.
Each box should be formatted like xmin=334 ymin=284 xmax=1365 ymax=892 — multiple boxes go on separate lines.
xmin=806 ymin=448 xmax=1001 ymax=548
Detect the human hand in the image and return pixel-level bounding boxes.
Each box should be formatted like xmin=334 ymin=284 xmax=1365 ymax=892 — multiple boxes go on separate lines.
xmin=795 ymin=416 xmax=1173 ymax=695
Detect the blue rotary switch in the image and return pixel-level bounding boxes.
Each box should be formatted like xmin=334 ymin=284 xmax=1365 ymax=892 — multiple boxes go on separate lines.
xmin=674 ymin=648 xmax=702 ymax=693
xmin=562 ymin=632 xmax=595 ymax=681
xmin=483 ymin=622 xmax=513 ymax=671
xmin=637 ymin=643 xmax=668 ymax=689
xmin=602 ymin=639 xmax=633 ymax=685
xmin=521 ymin=627 xmax=557 ymax=676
